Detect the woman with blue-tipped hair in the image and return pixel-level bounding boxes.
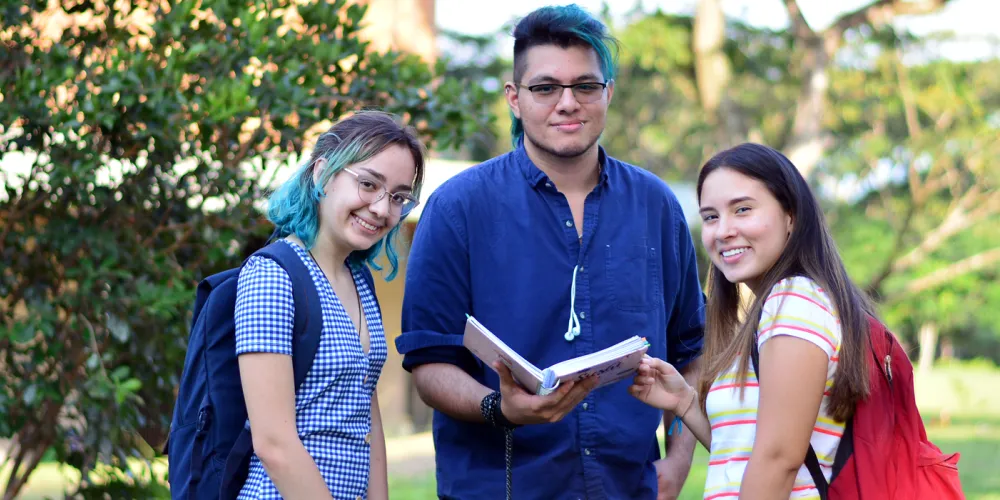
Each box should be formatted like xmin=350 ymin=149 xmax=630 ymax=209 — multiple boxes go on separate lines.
xmin=234 ymin=110 xmax=424 ymax=500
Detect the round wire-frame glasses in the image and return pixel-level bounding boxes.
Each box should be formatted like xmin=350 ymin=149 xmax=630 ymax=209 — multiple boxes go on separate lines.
xmin=342 ymin=167 xmax=419 ymax=217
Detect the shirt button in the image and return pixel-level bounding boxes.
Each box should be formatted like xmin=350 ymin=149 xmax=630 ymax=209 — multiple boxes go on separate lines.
xmin=580 ymin=312 xmax=586 ymax=320
xmin=363 ymin=374 xmax=368 ymax=384
xmin=582 ymin=402 xmax=589 ymax=410
xmin=565 ymin=220 xmax=573 ymax=227
xmin=584 ymin=448 xmax=592 ymax=456
xmin=365 ymin=432 xmax=371 ymax=444
xmin=546 ymin=182 xmax=554 ymax=188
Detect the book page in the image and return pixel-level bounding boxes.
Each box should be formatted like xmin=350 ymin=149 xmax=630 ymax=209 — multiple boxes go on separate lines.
xmin=462 ymin=316 xmax=545 ymax=394
xmin=545 ymin=337 xmax=649 ymax=391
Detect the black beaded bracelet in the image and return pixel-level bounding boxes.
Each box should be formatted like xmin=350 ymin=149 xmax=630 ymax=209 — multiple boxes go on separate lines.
xmin=480 ymin=391 xmax=516 ymax=500
xmin=480 ymin=391 xmax=519 ymax=430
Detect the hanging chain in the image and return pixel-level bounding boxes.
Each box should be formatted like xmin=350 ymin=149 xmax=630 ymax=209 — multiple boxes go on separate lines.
xmin=482 ymin=391 xmax=515 ymax=500
xmin=504 ymin=427 xmax=513 ymax=500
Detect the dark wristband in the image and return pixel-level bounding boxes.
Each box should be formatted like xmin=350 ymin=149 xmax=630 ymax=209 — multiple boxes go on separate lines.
xmin=480 ymin=391 xmax=519 ymax=430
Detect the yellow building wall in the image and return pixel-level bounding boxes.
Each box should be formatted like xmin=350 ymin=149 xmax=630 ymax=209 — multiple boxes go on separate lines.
xmin=370 ymin=222 xmax=433 ymax=436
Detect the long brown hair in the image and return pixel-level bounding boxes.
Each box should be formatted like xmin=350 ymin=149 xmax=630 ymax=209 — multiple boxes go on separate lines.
xmin=695 ymin=143 xmax=876 ymax=422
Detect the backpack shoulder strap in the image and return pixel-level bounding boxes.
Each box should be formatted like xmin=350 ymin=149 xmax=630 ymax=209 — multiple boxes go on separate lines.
xmin=218 ymin=241 xmax=323 ymax=499
xmin=751 ymin=317 xmax=830 ymax=500
xmin=253 ymin=241 xmax=323 ymax=390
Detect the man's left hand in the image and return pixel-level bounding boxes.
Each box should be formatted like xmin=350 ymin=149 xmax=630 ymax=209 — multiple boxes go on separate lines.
xmin=654 ymin=455 xmax=692 ymax=500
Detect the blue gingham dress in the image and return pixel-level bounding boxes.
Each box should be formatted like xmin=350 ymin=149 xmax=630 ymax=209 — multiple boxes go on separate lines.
xmin=233 ymin=240 xmax=387 ymax=499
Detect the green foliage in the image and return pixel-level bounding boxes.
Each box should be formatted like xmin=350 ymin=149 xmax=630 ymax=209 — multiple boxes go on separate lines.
xmin=73 ymin=462 xmax=170 ymax=500
xmin=822 ymin=48 xmax=1000 ymax=352
xmin=435 ymin=28 xmax=510 ymax=161
xmin=0 ymin=0 xmax=492 ymax=495
xmin=604 ymin=11 xmax=798 ymax=180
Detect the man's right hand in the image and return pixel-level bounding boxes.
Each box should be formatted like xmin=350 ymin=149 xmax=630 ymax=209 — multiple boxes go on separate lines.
xmin=494 ymin=361 xmax=599 ymax=426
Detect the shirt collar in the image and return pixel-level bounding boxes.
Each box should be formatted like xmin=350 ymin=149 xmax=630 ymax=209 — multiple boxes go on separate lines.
xmin=514 ymin=140 xmax=612 ymax=189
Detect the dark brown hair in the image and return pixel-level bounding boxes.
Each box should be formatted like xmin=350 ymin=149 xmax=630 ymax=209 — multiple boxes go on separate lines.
xmin=695 ymin=143 xmax=875 ymax=421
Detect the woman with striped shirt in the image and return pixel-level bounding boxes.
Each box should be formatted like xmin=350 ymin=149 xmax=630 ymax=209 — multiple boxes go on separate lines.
xmin=630 ymin=143 xmax=879 ymax=499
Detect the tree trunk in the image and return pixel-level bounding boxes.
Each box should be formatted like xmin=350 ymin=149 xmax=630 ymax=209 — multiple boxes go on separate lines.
xmin=917 ymin=322 xmax=938 ymax=374
xmin=783 ymin=38 xmax=831 ymax=179
xmin=940 ymin=336 xmax=954 ymax=361
xmin=780 ymin=0 xmax=954 ymax=179
xmin=694 ymin=0 xmax=743 ymax=147
xmin=2 ymin=435 xmax=50 ymax=500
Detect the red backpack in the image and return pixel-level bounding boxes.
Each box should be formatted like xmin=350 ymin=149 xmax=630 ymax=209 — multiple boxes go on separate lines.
xmin=752 ymin=316 xmax=964 ymax=499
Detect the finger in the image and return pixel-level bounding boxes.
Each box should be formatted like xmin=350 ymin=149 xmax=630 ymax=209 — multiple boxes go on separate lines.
xmin=494 ymin=362 xmax=529 ymax=396
xmin=545 ymin=380 xmax=584 ymax=414
xmin=558 ymin=377 xmax=577 ymax=394
xmin=644 ymin=357 xmax=674 ymax=374
xmin=554 ymin=377 xmax=595 ymax=414
xmin=564 ymin=374 xmax=599 ymax=393
xmin=493 ymin=362 xmax=512 ymax=385
xmin=629 ymin=385 xmax=650 ymax=401
xmin=541 ymin=378 xmax=574 ymax=403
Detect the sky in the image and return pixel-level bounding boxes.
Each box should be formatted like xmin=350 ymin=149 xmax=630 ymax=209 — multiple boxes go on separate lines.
xmin=435 ymin=0 xmax=999 ymax=61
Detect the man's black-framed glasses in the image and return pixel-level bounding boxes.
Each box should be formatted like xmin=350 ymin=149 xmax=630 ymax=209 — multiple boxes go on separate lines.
xmin=517 ymin=81 xmax=610 ymax=105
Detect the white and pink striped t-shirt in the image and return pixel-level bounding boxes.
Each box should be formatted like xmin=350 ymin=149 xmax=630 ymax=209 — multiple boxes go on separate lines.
xmin=702 ymin=276 xmax=844 ymax=500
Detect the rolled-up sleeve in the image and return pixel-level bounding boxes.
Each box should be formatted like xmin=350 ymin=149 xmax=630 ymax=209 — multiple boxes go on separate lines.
xmin=666 ymin=207 xmax=705 ymax=370
xmin=396 ymin=188 xmax=479 ymax=374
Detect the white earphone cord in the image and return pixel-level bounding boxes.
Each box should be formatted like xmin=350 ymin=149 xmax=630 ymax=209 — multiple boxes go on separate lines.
xmin=564 ymin=265 xmax=581 ymax=341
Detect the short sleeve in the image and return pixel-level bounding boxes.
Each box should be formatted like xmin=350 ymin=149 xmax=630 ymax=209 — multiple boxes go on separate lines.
xmin=234 ymin=256 xmax=295 ymax=356
xmin=666 ymin=203 xmax=706 ymax=369
xmin=757 ymin=277 xmax=840 ymax=359
xmin=396 ymin=187 xmax=478 ymax=373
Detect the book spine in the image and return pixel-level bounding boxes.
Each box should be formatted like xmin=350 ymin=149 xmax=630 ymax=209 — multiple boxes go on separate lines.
xmin=538 ymin=369 xmax=559 ymax=396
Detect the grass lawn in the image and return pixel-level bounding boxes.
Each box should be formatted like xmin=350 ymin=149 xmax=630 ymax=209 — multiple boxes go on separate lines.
xmin=385 ymin=417 xmax=998 ymax=500
xmin=9 ymin=363 xmax=1000 ymax=499
xmin=386 ymin=361 xmax=1000 ymax=500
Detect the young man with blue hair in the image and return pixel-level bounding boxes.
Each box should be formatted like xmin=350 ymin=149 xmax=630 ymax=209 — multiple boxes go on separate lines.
xmin=396 ymin=5 xmax=705 ymax=499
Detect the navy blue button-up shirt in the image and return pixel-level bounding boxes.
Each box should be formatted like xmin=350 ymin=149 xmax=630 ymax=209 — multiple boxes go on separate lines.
xmin=396 ymin=144 xmax=705 ymax=500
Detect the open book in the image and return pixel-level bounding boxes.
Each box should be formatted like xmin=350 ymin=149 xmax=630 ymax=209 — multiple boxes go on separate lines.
xmin=462 ymin=315 xmax=650 ymax=396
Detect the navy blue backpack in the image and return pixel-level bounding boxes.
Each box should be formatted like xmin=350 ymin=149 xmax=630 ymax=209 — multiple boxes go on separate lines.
xmin=166 ymin=240 xmax=378 ymax=499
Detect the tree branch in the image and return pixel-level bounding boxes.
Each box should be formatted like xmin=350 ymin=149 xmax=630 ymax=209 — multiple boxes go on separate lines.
xmin=866 ymin=198 xmax=917 ymax=297
xmin=968 ymin=187 xmax=1000 ymax=221
xmin=887 ymin=247 xmax=1000 ymax=303
xmin=828 ymin=0 xmax=953 ymax=41
xmin=895 ymin=48 xmax=922 ymax=141
xmin=890 ymin=186 xmax=998 ymax=274
xmin=783 ymin=0 xmax=816 ymax=40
